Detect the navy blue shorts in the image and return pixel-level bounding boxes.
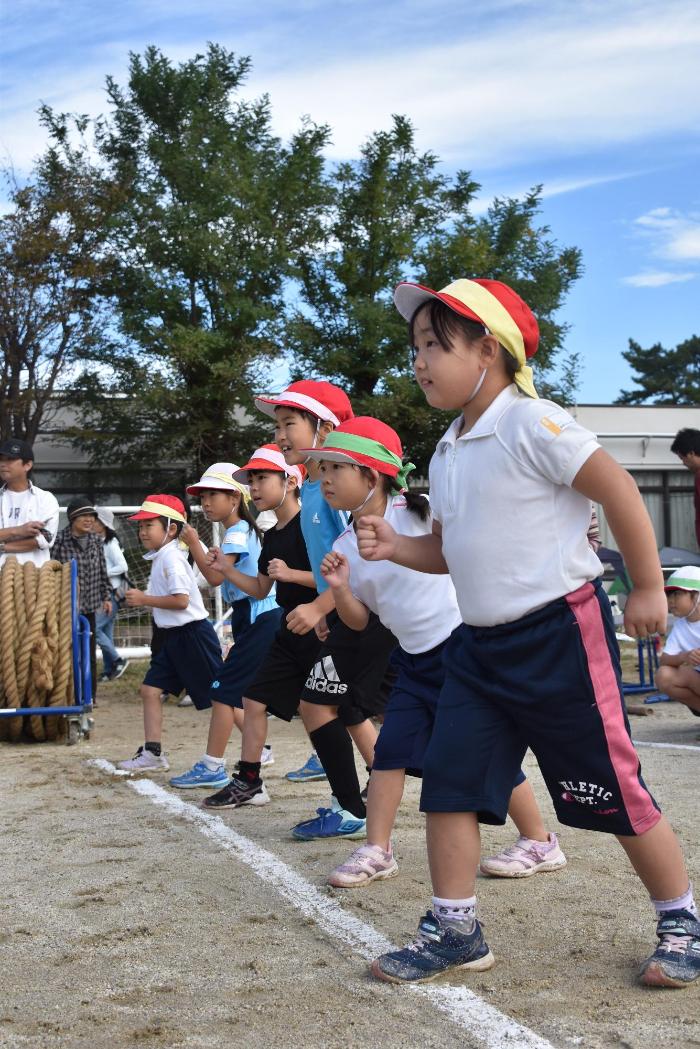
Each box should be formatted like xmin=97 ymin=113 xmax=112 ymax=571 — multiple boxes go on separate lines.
xmin=208 ymin=603 xmax=282 ymax=709
xmin=245 ymin=619 xmax=322 ymax=722
xmin=421 ymin=581 xmax=661 ymax=836
xmin=374 ymin=638 xmax=525 ymax=793
xmin=143 ymin=618 xmax=223 ymax=710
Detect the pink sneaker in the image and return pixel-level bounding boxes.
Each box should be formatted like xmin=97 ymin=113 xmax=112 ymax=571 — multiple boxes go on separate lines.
xmin=327 ymin=843 xmax=398 ymax=888
xmin=479 ymin=833 xmax=567 ymax=878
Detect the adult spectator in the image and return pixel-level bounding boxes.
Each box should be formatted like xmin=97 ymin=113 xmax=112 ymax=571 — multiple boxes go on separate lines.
xmin=0 ymin=437 xmax=59 ymax=567
xmin=94 ymin=507 xmax=130 ymax=682
xmin=53 ymin=499 xmax=112 ymax=699
xmin=671 ymin=428 xmax=700 ymax=549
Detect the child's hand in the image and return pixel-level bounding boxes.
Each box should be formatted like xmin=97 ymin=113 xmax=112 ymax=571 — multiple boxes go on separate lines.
xmin=623 ymin=587 xmax=668 ymax=639
xmin=180 ymin=523 xmax=199 ymax=547
xmin=267 ymin=558 xmax=290 ymax=582
xmin=315 ymin=615 xmax=330 ymax=641
xmin=356 ymin=515 xmax=398 ymax=562
xmin=321 ymin=551 xmax=350 ymax=588
xmin=206 ymin=547 xmax=228 ymax=572
xmin=688 ymin=647 xmax=700 ymax=666
xmin=286 ymin=602 xmax=320 ymax=635
xmin=124 ymin=588 xmax=146 ymax=608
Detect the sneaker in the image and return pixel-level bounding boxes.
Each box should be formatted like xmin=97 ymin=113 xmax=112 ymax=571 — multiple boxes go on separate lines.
xmin=327 ymin=843 xmax=398 ymax=888
xmin=371 ymin=910 xmax=495 ymax=984
xmin=98 ymin=672 xmax=111 ymax=683
xmin=479 ymin=833 xmax=567 ymax=878
xmin=285 ymin=751 xmax=327 ymax=782
xmin=178 ymin=694 xmax=194 ymax=707
xmin=109 ymin=659 xmax=130 ymax=681
xmin=169 ymin=762 xmax=229 ymax=789
xmin=292 ymin=797 xmax=366 ymax=841
xmin=639 ymin=909 xmax=700 ymax=987
xmin=202 ymin=776 xmax=270 ymax=809
xmin=261 ymin=746 xmax=275 ymax=767
xmin=117 ymin=746 xmax=170 ymax=773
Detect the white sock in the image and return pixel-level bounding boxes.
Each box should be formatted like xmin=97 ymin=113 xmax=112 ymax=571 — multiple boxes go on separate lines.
xmin=201 ymin=753 xmax=225 ymax=771
xmin=652 ymin=883 xmax=698 ymax=918
xmin=432 ymin=896 xmax=477 ymax=924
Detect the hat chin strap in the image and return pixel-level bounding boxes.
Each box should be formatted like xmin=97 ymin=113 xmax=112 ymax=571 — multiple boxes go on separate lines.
xmin=303 ymin=419 xmax=321 ymax=466
xmin=465 ymin=367 xmax=487 ymax=404
xmin=350 ymin=486 xmax=376 ymax=516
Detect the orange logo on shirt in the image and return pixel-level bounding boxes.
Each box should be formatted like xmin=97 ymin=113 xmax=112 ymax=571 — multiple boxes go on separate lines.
xmin=540 ymin=416 xmax=562 ymax=436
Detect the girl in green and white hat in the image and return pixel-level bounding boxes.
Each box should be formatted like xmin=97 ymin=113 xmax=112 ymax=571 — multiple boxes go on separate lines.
xmin=656 ymin=566 xmax=700 ymax=716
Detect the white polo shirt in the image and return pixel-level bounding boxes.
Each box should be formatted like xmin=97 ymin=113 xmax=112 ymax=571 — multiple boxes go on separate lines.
xmin=145 ymin=540 xmax=209 ymax=628
xmin=663 ymin=615 xmax=700 ymax=658
xmin=429 ymin=384 xmax=603 ymax=627
xmin=0 ymin=482 xmax=60 ymax=567
xmin=333 ymin=495 xmax=462 ymax=654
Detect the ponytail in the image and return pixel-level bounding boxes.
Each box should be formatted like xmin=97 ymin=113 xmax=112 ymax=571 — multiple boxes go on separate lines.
xmin=375 ymin=474 xmax=430 ymax=521
xmin=238 ymin=496 xmax=263 ymax=544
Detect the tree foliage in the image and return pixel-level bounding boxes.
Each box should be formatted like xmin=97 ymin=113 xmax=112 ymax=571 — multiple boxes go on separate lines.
xmin=287 ymin=118 xmax=583 ymax=472
xmin=615 ymin=335 xmax=700 ymax=405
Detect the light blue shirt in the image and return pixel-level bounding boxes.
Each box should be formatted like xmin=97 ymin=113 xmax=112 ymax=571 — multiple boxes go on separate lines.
xmin=299 ymin=480 xmax=349 ymax=593
xmin=221 ymin=521 xmax=277 ymax=622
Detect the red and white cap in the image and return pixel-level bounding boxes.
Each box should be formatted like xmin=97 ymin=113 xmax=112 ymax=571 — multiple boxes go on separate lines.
xmin=233 ymin=444 xmax=306 ymax=487
xmin=129 ymin=494 xmax=187 ymax=523
xmin=254 ymin=380 xmax=353 ymax=426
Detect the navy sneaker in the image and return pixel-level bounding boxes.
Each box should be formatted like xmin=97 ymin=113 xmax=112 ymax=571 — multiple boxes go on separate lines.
xmin=371 ymin=910 xmax=495 ymax=984
xmin=286 ymin=751 xmax=327 ymax=782
xmin=639 ymin=909 xmax=700 ymax=987
xmin=292 ymin=797 xmax=366 ymax=841
xmin=169 ymin=762 xmax=229 ymax=790
xmin=202 ymin=776 xmax=270 ymax=809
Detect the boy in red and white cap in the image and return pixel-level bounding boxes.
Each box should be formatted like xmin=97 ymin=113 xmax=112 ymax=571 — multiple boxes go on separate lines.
xmin=655 ymin=566 xmax=700 ymax=715
xmin=360 ymin=278 xmax=698 ymax=989
xmin=117 ymin=495 xmax=223 ymax=774
xmin=255 ymin=381 xmax=397 ymax=841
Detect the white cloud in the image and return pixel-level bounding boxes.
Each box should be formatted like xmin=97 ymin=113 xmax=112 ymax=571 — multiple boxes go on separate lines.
xmin=621 ymin=270 xmax=697 ymax=287
xmin=633 ymin=207 xmax=700 ymax=261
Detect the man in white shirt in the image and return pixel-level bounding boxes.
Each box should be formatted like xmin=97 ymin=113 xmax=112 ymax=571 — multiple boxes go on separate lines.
xmin=0 ymin=438 xmax=59 ymax=567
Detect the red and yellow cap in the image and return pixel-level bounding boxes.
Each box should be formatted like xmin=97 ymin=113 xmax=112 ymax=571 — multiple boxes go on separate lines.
xmin=254 ymin=380 xmax=354 ymax=426
xmin=128 ymin=494 xmax=187 ymax=523
xmin=302 ymin=417 xmax=415 ymax=492
xmin=232 ymin=444 xmax=306 ymax=486
xmin=394 ymin=277 xmax=540 ymax=399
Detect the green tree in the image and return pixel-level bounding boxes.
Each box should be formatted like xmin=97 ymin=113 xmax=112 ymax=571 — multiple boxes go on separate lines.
xmin=615 ymin=336 xmax=700 ymax=405
xmin=47 ymin=44 xmax=331 ymax=476
xmin=287 ymin=121 xmax=583 ymax=472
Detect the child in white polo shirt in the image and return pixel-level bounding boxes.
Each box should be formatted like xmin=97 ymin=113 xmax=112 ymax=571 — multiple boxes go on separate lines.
xmin=360 ymin=278 xmax=698 ymax=989
xmin=655 ymin=566 xmax=700 ymax=715
xmin=117 ymin=494 xmax=223 ymax=773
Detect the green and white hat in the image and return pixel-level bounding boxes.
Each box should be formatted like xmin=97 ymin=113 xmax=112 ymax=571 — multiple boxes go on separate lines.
xmin=664 ymin=566 xmax=700 ymax=592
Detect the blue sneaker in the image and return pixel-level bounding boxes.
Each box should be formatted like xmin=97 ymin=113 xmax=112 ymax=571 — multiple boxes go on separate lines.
xmin=169 ymin=762 xmax=229 ymax=790
xmin=639 ymin=909 xmax=700 ymax=987
xmin=371 ymin=911 xmax=495 ymax=984
xmin=286 ymin=751 xmax=327 ymax=782
xmin=292 ymin=797 xmax=366 ymax=841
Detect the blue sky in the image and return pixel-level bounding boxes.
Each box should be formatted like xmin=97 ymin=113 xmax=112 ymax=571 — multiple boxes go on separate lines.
xmin=2 ymin=0 xmax=699 ymax=402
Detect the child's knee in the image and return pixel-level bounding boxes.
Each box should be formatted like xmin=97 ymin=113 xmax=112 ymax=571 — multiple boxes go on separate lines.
xmin=140 ymin=683 xmax=161 ymax=702
xmin=655 ymin=665 xmax=674 ymax=691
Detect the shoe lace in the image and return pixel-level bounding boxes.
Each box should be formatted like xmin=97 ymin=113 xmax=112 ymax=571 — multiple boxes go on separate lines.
xmin=658 ymin=932 xmax=692 ymax=955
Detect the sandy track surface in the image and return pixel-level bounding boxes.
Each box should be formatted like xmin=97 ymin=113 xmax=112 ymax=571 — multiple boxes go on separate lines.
xmin=1 ymin=669 xmax=699 ymax=1049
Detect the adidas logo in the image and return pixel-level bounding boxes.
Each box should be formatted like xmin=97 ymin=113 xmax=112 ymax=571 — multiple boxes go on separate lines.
xmin=312 ymin=512 xmax=321 ymax=524
xmin=305 ymin=655 xmax=348 ymax=695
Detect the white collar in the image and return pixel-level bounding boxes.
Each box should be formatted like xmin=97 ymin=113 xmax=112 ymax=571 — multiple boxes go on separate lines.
xmin=437 ymin=384 xmax=521 ymax=451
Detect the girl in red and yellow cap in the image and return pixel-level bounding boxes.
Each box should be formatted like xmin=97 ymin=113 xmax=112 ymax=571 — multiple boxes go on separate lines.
xmin=361 ymin=278 xmax=698 ymax=989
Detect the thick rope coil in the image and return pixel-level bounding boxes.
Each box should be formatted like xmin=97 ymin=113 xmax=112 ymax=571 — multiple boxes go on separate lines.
xmin=0 ymin=558 xmax=75 ymax=743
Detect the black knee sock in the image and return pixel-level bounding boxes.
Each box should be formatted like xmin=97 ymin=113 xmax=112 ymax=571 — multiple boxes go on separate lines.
xmin=310 ymin=719 xmax=365 ymax=819
xmin=145 ymin=741 xmax=161 ymax=757
xmin=238 ymin=760 xmax=261 ymax=783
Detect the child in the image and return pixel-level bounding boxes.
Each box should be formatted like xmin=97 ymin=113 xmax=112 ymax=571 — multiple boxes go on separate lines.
xmin=358 ymin=278 xmax=697 ymax=988
xmin=257 ymin=380 xmax=397 ymax=840
xmin=201 ymin=445 xmax=315 ymax=808
xmin=53 ymin=499 xmax=112 ymax=699
xmin=168 ymin=463 xmax=282 ymax=789
xmin=93 ymin=507 xmax=130 ymax=681
xmin=655 ymin=567 xmax=700 ymax=715
xmin=304 ymin=416 xmax=564 ymax=886
xmin=117 ymin=494 xmax=223 ymax=773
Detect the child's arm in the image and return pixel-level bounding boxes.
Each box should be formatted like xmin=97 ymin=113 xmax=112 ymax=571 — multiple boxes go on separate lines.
xmin=356 ymin=515 xmax=449 ymax=573
xmin=206 ymin=546 xmax=273 ymax=600
xmin=659 ymin=649 xmax=700 ymax=667
xmin=572 ymin=449 xmax=666 ymax=637
xmin=125 ymin=590 xmax=189 ymax=611
xmin=320 ymin=551 xmax=370 ymax=632
xmin=267 ymin=558 xmax=316 ymax=590
xmin=180 ymin=523 xmax=228 ymax=586
xmin=286 ymin=587 xmax=335 ymax=635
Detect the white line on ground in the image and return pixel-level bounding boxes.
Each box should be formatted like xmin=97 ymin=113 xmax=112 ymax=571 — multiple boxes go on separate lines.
xmin=633 ymin=740 xmax=700 ymax=753
xmin=88 ymin=758 xmax=555 ymax=1049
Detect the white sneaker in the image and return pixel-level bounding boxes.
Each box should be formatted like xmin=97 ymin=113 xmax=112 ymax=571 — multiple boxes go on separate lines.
xmin=479 ymin=833 xmax=567 ymax=878
xmin=117 ymin=746 xmax=170 ymax=773
xmin=261 ymin=746 xmax=274 ymax=767
xmin=178 ymin=694 xmax=194 ymax=707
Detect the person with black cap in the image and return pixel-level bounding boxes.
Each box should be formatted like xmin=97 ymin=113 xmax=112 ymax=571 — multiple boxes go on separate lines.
xmin=52 ymin=499 xmax=112 ymax=699
xmin=0 ymin=437 xmax=59 ymax=568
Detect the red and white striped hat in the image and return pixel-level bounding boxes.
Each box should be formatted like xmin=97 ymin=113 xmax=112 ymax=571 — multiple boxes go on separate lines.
xmin=254 ymin=380 xmax=353 ymax=426
xmin=232 ymin=444 xmax=306 ymax=486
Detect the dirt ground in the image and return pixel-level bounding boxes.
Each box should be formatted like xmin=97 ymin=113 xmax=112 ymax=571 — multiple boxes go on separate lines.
xmin=1 ymin=663 xmax=699 ymax=1049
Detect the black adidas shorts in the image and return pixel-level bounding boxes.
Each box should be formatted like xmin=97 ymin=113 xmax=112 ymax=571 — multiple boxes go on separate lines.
xmin=300 ymin=611 xmax=397 ymax=724
xmin=244 ymin=619 xmax=322 ymax=721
